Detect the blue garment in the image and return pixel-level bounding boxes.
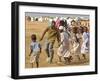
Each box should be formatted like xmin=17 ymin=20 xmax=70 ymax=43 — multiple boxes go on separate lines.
xmin=30 ymin=41 xmax=41 ymax=53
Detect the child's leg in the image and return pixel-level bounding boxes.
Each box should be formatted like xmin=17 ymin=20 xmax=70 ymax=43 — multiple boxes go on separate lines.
xmin=30 ymin=54 xmax=35 ymax=68
xmin=32 ymin=63 xmax=34 ymax=68
xmin=64 ymin=57 xmax=68 ymax=64
xmin=49 ymin=42 xmax=54 ymax=63
xmin=50 ymin=52 xmax=54 ymax=63
xmin=57 ymin=56 xmax=63 ymax=64
xmin=45 ymin=42 xmax=50 ymax=57
xmin=35 ymin=54 xmax=39 ymax=68
xmin=64 ymin=57 xmax=67 ymax=61
xmin=45 ymin=42 xmax=51 ymax=63
xmin=67 ymin=56 xmax=73 ymax=63
xmin=58 ymin=56 xmax=62 ymax=62
xmin=82 ymin=54 xmax=86 ymax=60
xmin=36 ymin=62 xmax=39 ymax=68
xmin=63 ymin=48 xmax=73 ymax=63
xmin=76 ymin=55 xmax=81 ymax=61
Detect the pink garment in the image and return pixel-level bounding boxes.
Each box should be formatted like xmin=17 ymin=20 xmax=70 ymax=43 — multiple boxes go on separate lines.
xmin=55 ymin=19 xmax=60 ymax=29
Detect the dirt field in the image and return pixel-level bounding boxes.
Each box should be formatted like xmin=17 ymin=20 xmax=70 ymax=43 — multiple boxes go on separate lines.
xmin=25 ymin=20 xmax=89 ymax=68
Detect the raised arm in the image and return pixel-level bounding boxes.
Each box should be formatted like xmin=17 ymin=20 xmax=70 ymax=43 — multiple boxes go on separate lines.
xmin=40 ymin=27 xmax=48 ymax=41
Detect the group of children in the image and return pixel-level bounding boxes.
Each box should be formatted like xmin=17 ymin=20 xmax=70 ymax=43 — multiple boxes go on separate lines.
xmin=29 ymin=17 xmax=89 ymax=68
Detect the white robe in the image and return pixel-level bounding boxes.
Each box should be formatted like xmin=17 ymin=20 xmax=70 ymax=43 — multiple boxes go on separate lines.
xmin=70 ymin=33 xmax=81 ymax=55
xmin=81 ymin=32 xmax=89 ymax=54
xmin=57 ymin=32 xmax=70 ymax=57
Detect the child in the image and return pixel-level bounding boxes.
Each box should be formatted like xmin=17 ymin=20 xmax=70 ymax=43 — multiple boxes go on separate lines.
xmin=40 ymin=21 xmax=59 ymax=63
xmin=81 ymin=27 xmax=89 ymax=60
xmin=70 ymin=33 xmax=80 ymax=60
xmin=29 ymin=34 xmax=41 ymax=68
xmin=57 ymin=25 xmax=72 ymax=64
xmin=70 ymin=27 xmax=82 ymax=60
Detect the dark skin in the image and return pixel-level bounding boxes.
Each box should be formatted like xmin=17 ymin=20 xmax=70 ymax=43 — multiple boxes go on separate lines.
xmin=84 ymin=27 xmax=88 ymax=32
xmin=58 ymin=29 xmax=73 ymax=63
xmin=40 ymin=21 xmax=60 ymax=42
xmin=64 ymin=56 xmax=73 ymax=64
xmin=82 ymin=27 xmax=88 ymax=60
xmin=36 ymin=62 xmax=39 ymax=68
xmin=29 ymin=35 xmax=37 ymax=56
xmin=29 ymin=34 xmax=41 ymax=68
xmin=29 ymin=49 xmax=33 ymax=56
xmin=40 ymin=28 xmax=49 ymax=41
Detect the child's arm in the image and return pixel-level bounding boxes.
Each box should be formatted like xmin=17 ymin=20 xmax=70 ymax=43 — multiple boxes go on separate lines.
xmin=40 ymin=47 xmax=41 ymax=53
xmin=39 ymin=44 xmax=41 ymax=53
xmin=40 ymin=28 xmax=48 ymax=41
xmin=56 ymin=29 xmax=60 ymax=43
xmin=59 ymin=40 xmax=64 ymax=46
xmin=29 ymin=46 xmax=33 ymax=56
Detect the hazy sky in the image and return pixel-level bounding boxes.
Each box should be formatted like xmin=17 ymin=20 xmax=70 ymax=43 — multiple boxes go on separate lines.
xmin=25 ymin=12 xmax=89 ymax=19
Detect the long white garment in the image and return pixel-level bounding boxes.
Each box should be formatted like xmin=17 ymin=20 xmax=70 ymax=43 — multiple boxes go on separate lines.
xmin=70 ymin=33 xmax=82 ymax=55
xmin=57 ymin=32 xmax=70 ymax=57
xmin=81 ymin=32 xmax=89 ymax=54
xmin=71 ymin=41 xmax=79 ymax=54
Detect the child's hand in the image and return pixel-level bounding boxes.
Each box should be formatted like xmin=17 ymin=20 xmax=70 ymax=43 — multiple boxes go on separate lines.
xmin=29 ymin=54 xmax=31 ymax=56
xmin=40 ymin=49 xmax=42 ymax=53
xmin=39 ymin=38 xmax=43 ymax=41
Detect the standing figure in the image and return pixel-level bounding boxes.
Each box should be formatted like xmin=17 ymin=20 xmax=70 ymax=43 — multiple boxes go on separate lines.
xmin=57 ymin=21 xmax=72 ymax=64
xmin=81 ymin=27 xmax=89 ymax=60
xmin=29 ymin=34 xmax=41 ymax=68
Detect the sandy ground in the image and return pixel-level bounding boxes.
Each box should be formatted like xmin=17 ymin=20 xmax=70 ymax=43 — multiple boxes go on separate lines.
xmin=25 ymin=20 xmax=89 ymax=68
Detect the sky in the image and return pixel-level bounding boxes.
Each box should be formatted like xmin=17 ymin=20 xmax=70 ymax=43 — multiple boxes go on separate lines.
xmin=25 ymin=12 xmax=89 ymax=20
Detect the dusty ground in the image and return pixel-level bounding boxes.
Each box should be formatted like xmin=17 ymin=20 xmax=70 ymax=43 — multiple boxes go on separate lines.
xmin=25 ymin=20 xmax=89 ymax=68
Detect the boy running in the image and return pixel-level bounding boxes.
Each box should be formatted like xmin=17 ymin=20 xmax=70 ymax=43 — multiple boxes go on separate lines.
xmin=40 ymin=21 xmax=59 ymax=63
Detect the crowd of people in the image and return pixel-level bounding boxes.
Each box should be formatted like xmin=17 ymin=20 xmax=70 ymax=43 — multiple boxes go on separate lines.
xmin=29 ymin=17 xmax=90 ymax=68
